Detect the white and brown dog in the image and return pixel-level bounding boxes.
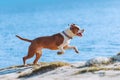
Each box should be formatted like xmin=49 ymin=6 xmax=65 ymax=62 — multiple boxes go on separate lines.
xmin=16 ymin=24 xmax=84 ymax=65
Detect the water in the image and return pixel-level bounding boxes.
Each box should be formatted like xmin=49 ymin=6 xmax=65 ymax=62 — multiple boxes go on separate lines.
xmin=0 ymin=0 xmax=120 ymax=68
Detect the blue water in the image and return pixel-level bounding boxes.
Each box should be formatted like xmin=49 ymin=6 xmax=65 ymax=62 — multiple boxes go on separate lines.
xmin=0 ymin=0 xmax=120 ymax=68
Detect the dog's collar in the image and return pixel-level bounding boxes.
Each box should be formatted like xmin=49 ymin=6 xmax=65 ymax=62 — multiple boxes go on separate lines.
xmin=62 ymin=31 xmax=73 ymax=39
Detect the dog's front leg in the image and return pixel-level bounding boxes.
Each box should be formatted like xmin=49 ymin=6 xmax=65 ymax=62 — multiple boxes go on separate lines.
xmin=57 ymin=47 xmax=65 ymax=55
xmin=66 ymin=45 xmax=79 ymax=53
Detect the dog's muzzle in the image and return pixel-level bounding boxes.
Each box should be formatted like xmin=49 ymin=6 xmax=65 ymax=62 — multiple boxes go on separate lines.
xmin=77 ymin=29 xmax=84 ymax=37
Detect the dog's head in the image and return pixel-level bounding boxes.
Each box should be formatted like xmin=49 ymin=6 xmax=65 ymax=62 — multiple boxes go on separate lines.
xmin=70 ymin=24 xmax=84 ymax=37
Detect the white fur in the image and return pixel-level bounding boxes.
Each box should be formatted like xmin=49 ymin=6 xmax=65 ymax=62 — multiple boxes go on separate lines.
xmin=58 ymin=28 xmax=75 ymax=53
xmin=64 ymin=28 xmax=76 ymax=37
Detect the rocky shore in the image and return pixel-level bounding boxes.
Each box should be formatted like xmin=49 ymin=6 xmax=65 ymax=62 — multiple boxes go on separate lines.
xmin=0 ymin=52 xmax=120 ymax=80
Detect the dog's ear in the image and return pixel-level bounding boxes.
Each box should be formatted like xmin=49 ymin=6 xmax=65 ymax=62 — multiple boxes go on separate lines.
xmin=70 ymin=23 xmax=76 ymax=28
xmin=68 ymin=24 xmax=75 ymax=26
xmin=70 ymin=24 xmax=75 ymax=30
xmin=71 ymin=23 xmax=75 ymax=26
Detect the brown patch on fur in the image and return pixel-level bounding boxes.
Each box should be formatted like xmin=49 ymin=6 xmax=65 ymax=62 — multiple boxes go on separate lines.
xmin=16 ymin=33 xmax=64 ymax=65
xmin=70 ymin=24 xmax=80 ymax=34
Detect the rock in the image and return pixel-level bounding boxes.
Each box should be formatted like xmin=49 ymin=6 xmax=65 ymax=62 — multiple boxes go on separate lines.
xmin=71 ymin=62 xmax=86 ymax=68
xmin=85 ymin=57 xmax=112 ymax=66
xmin=110 ymin=52 xmax=120 ymax=61
xmin=117 ymin=52 xmax=120 ymax=55
xmin=112 ymin=55 xmax=120 ymax=61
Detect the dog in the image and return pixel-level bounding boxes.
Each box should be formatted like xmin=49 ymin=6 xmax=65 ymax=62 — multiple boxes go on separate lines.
xmin=16 ymin=24 xmax=84 ymax=65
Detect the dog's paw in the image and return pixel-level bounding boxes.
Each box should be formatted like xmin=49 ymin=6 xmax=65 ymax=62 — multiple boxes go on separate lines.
xmin=23 ymin=64 xmax=29 ymax=67
xmin=57 ymin=52 xmax=63 ymax=55
xmin=75 ymin=50 xmax=79 ymax=54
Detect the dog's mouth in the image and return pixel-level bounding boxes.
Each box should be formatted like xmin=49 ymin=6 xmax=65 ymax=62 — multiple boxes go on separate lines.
xmin=77 ymin=33 xmax=83 ymax=37
xmin=77 ymin=29 xmax=84 ymax=37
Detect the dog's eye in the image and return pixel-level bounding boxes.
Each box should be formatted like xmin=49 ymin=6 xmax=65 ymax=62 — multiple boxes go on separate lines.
xmin=77 ymin=27 xmax=79 ymax=31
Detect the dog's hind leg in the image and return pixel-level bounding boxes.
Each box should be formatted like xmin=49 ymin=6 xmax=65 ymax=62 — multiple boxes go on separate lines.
xmin=33 ymin=50 xmax=42 ymax=65
xmin=23 ymin=46 xmax=36 ymax=65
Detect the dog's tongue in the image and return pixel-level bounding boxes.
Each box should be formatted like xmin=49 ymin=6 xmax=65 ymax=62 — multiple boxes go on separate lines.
xmin=77 ymin=33 xmax=82 ymax=37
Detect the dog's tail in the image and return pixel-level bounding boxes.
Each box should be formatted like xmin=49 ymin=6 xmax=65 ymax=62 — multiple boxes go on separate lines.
xmin=16 ymin=35 xmax=32 ymax=42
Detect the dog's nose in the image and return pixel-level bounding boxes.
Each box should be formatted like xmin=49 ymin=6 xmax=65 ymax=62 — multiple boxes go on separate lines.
xmin=82 ymin=29 xmax=84 ymax=33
